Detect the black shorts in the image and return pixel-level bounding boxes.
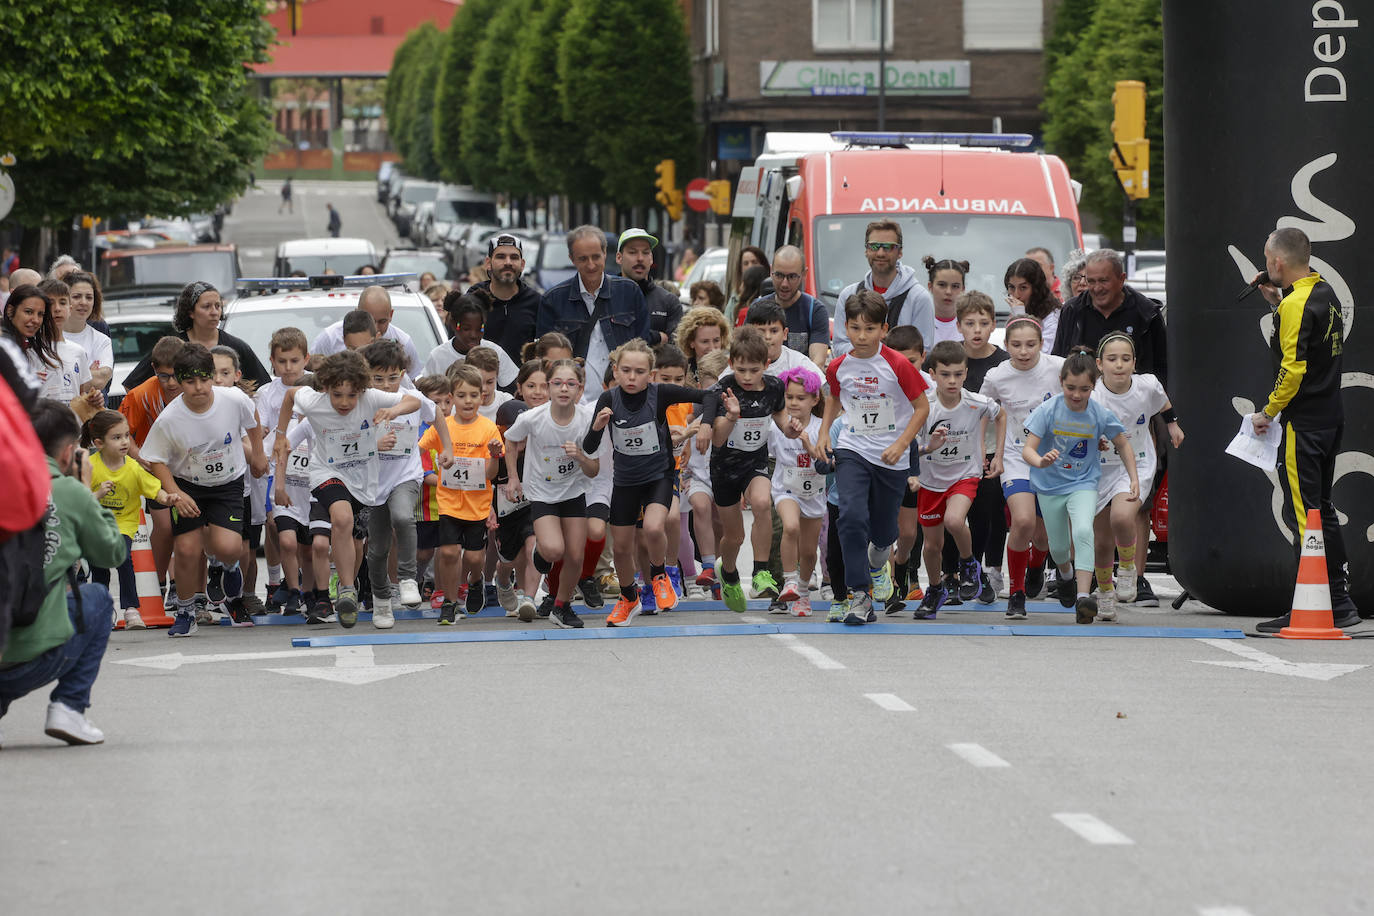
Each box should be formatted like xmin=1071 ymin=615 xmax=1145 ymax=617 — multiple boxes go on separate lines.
xmin=242 ymin=495 xmax=263 ymax=550
xmin=145 ymin=497 xmax=170 ymax=513
xmin=439 ymin=515 xmax=488 ymax=551
xmin=587 ymin=502 xmax=610 ymax=522
xmin=531 ymin=495 xmax=587 ymax=521
xmin=273 ymin=515 xmax=307 ymax=542
xmin=172 ymin=478 xmax=245 ymax=537
xmin=609 ymin=475 xmax=675 ymax=527
xmin=496 ymin=508 xmax=534 ymax=563
xmin=417 ymin=519 xmax=440 ymax=551
xmin=712 ymin=465 xmax=769 ymax=508
xmin=902 ymin=483 xmax=921 ymax=509
xmin=311 ymin=480 xmax=369 ymax=539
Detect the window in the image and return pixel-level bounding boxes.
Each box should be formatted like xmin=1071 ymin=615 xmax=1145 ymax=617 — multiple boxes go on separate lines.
xmin=963 ymin=0 xmax=1043 ymax=51
xmin=813 ymin=0 xmax=894 ymax=51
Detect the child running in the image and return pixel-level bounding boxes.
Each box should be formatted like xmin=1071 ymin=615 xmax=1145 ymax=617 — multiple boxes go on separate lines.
xmin=492 ymin=361 xmax=550 ymax=621
xmin=923 ymin=256 xmax=969 ymax=344
xmin=686 ymin=348 xmax=728 ymax=597
xmin=271 ymin=385 xmax=315 ymax=617
xmin=502 ymin=359 xmax=600 ymax=629
xmin=1022 ymin=351 xmax=1137 ymax=624
xmin=813 ymin=290 xmax=930 ymax=625
xmin=956 ymin=291 xmax=1010 ymax=602
xmin=978 ymin=316 xmax=1063 ymax=619
xmin=768 ymin=366 xmax=828 ymax=617
xmin=1091 ymin=332 xmax=1183 ymax=620
xmin=582 ymin=339 xmax=715 ymax=627
xmin=256 ymin=328 xmax=310 ymax=612
xmin=84 ymin=410 xmax=177 ymax=629
xmin=912 ymin=341 xmax=1004 ymax=619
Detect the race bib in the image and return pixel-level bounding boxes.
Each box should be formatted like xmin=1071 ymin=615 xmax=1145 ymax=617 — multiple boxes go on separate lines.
xmin=379 ymin=421 xmax=418 ymax=459
xmin=847 ymin=396 xmax=896 ymax=436
xmin=726 ymin=415 xmax=770 ymax=451
xmin=926 ymin=442 xmax=969 ymax=465
xmin=539 ymin=449 xmax=582 ymax=484
xmin=1101 ymin=426 xmax=1149 ymax=467
xmin=285 ymin=444 xmax=311 ymax=488
xmin=496 ymin=486 xmax=529 ymax=517
xmin=190 ymin=436 xmax=235 ymax=485
xmin=442 ymin=456 xmax=487 ymax=491
xmin=322 ymin=426 xmax=372 ymax=469
xmin=612 ymin=420 xmax=659 ymax=456
xmin=787 ymin=330 xmax=809 ymax=354
xmin=782 ymin=464 xmax=821 ymax=495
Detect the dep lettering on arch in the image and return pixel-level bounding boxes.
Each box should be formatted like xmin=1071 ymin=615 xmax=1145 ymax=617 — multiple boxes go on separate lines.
xmin=1306 ymin=0 xmax=1359 ymax=102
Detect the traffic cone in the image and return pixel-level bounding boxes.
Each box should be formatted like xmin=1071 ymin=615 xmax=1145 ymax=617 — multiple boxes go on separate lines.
xmin=116 ymin=509 xmax=175 ymax=629
xmin=1278 ymin=508 xmax=1350 ymax=640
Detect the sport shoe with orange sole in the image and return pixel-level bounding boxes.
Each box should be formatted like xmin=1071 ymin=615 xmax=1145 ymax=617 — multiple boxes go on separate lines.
xmin=606 ymin=592 xmax=640 ymax=627
xmin=651 ymin=573 xmax=678 ymax=611
xmin=906 ymin=585 xmax=925 ymax=601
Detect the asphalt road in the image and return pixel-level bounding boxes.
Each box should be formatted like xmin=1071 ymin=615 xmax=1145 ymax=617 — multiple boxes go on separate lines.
xmin=226 ymin=178 xmax=399 ymax=278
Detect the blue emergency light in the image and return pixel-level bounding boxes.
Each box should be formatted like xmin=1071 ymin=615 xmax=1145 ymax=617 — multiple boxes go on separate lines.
xmin=831 ymin=132 xmax=1034 ymax=149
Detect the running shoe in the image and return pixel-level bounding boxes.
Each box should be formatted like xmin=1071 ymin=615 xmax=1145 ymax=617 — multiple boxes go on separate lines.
xmin=986 ymin=568 xmax=1007 ymax=599
xmin=695 ymin=566 xmax=717 ymax=588
xmin=373 ymin=595 xmax=395 ymax=629
xmin=285 ymin=589 xmax=302 ymax=615
xmin=905 ymin=584 xmax=925 ymax=601
xmin=958 ymin=558 xmax=982 ymax=602
xmin=721 ymin=580 xmax=747 ymax=614
xmin=640 ymin=580 xmax=659 ymax=616
xmin=778 ymin=578 xmax=802 ymax=603
xmin=1006 ymin=591 xmax=1027 ymax=620
xmin=1114 ymin=565 xmax=1137 ymax=603
xmin=207 ymin=564 xmax=225 ymax=603
xmin=537 ymin=594 xmax=555 ymax=618
xmin=577 ymin=577 xmax=604 ymax=609
xmin=684 ymin=582 xmax=708 ymax=600
xmin=398 ymin=578 xmax=423 ymax=608
xmin=227 ymin=598 xmax=255 ymax=627
xmin=883 ymin=592 xmax=906 ymax=616
xmin=241 ymin=594 xmax=266 ymax=617
xmin=941 ymin=573 xmax=963 ymax=607
xmin=1075 ymin=595 xmax=1098 ymax=625
xmin=336 ymin=590 xmax=359 ymax=628
xmin=329 ymin=571 xmax=339 ymax=601
xmin=607 ymin=592 xmax=640 ymax=627
xmin=828 ymin=597 xmax=849 ymax=623
xmin=167 ymin=613 xmax=197 ymax=637
xmin=1024 ymin=562 xmax=1045 ymax=599
xmin=1132 ymin=576 xmax=1158 ymax=608
xmin=551 ymin=603 xmax=584 ymax=629
xmin=1095 ymin=590 xmax=1117 ymax=622
xmin=651 ymin=573 xmax=678 ymax=611
xmin=1055 ymin=573 xmax=1076 ymax=608
xmin=465 ymin=581 xmax=485 ymax=616
xmin=915 ymin=584 xmax=946 ymax=620
xmin=976 ymin=574 xmax=997 ymax=605
xmin=666 ymin=566 xmax=683 ymax=597
xmin=429 ymin=589 xmax=447 ymax=610
xmin=222 ymin=565 xmax=243 ymax=602
xmin=844 ymin=591 xmax=875 ymax=626
xmin=119 ymin=608 xmax=144 ymax=630
xmin=870 ymin=562 xmax=894 ymax=602
xmin=193 ymin=595 xmax=212 ymax=626
xmin=438 ymin=602 xmax=458 ymax=625
xmin=751 ymin=569 xmax=780 ymax=600
xmin=768 ymin=597 xmax=789 ymax=615
xmin=268 ymin=583 xmax=290 ymax=613
xmin=516 ymin=592 xmax=537 ymax=623
xmin=791 ymin=595 xmax=813 ymax=618
xmin=484 ymin=582 xmax=499 ymax=610
xmin=497 ymin=574 xmax=518 ymax=614
xmin=307 ymin=597 xmax=332 ymax=626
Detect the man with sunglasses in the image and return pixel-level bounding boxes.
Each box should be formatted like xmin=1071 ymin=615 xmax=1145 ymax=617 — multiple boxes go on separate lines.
xmin=832 ymin=219 xmax=934 ymax=360
xmin=750 ymin=246 xmax=830 ymax=366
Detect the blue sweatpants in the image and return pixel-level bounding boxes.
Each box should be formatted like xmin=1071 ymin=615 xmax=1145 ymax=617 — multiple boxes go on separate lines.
xmin=834 ymin=449 xmax=909 ymax=594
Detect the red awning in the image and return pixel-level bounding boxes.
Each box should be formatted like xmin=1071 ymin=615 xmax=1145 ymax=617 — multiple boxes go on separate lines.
xmin=251 ymin=35 xmax=406 ymax=78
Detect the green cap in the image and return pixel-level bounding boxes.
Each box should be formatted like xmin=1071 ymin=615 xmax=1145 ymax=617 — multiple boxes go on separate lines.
xmin=617 ymin=228 xmax=658 ymax=251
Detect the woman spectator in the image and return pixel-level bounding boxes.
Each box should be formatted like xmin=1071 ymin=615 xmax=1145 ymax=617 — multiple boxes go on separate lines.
xmin=1060 ymin=249 xmax=1090 ymax=301
xmin=731 ymin=265 xmax=769 ymax=327
xmin=2 ymin=285 xmax=60 ymax=380
xmin=62 ymin=271 xmax=114 ymax=390
xmin=1004 ymin=257 xmax=1061 ymax=353
xmin=689 ymin=280 xmax=725 ymax=311
xmin=123 ymin=281 xmax=270 ymax=389
xmin=726 ymin=246 xmax=770 ymax=317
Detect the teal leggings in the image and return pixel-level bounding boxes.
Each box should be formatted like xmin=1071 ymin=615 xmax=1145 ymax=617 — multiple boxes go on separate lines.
xmin=1037 ymin=489 xmax=1097 ymax=573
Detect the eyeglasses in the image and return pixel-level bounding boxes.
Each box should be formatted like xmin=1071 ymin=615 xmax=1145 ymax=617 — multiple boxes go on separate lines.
xmin=155 ymin=372 xmax=177 ymax=382
xmin=772 ymin=271 xmax=802 ymax=283
xmin=549 ymin=379 xmax=580 ymax=389
xmin=865 ymin=242 xmax=899 ymax=252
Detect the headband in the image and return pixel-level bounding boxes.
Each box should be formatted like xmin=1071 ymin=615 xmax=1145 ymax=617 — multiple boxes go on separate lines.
xmin=1004 ymin=315 xmax=1042 ymax=332
xmin=175 ymin=367 xmax=213 ymax=381
xmin=1096 ymin=331 xmax=1136 ymax=358
xmin=182 ymin=280 xmax=217 ymax=305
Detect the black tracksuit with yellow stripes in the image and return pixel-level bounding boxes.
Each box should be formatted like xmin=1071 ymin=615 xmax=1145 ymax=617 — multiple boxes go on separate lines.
xmin=1261 ymin=272 xmax=1351 ymax=604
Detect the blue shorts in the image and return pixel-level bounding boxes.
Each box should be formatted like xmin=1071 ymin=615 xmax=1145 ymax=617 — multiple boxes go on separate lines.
xmin=1001 ymin=478 xmax=1043 ymax=517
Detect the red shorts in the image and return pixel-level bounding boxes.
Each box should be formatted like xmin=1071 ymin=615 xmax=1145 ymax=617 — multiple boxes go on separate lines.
xmin=916 ymin=477 xmax=980 ymax=526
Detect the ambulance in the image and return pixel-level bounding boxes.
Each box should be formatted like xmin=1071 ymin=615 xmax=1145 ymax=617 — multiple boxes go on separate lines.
xmin=729 ymin=132 xmax=1084 ymax=319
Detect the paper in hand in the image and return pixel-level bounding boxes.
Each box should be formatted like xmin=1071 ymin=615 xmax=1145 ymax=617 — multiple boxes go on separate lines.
xmin=1225 ymin=413 xmax=1282 ymax=470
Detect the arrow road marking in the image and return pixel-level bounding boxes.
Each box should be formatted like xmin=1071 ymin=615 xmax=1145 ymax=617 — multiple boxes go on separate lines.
xmin=115 ymin=645 xmax=442 ymax=684
xmin=1193 ymin=638 xmax=1366 ymax=681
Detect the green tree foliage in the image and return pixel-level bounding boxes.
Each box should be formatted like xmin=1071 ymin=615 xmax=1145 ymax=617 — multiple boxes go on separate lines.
xmin=495 ymin=3 xmax=541 ymax=200
xmin=557 ymin=0 xmax=697 ymax=208
xmin=405 ymin=46 xmax=445 ymax=181
xmin=458 ymin=0 xmax=527 ymax=191
xmin=0 ymin=0 xmax=274 ymax=225
xmin=432 ymin=0 xmax=500 ymax=185
xmin=1045 ymin=0 xmax=1100 ymax=69
xmin=1042 ymin=0 xmax=1163 ymax=239
xmin=385 ymin=23 xmax=441 ymax=166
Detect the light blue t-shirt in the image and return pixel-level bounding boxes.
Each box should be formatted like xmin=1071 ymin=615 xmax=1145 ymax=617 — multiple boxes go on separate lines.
xmin=1023 ymin=395 xmax=1126 ymax=496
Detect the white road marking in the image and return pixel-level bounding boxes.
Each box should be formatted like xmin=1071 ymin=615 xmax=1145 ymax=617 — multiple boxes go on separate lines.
xmin=1194 ymin=637 xmax=1366 ymax=681
xmin=1052 ymin=813 xmax=1134 ymax=845
xmin=240 ymin=248 xmax=264 ymax=258
xmin=864 ymin=692 xmax=914 ymax=712
xmin=115 ymin=644 xmax=441 ymax=684
xmin=788 ymin=644 xmax=845 ymax=670
xmin=947 ymin=743 xmax=1010 ymax=768
xmin=1197 ymin=908 xmax=1255 ymax=916
xmin=741 ymin=615 xmax=767 ymax=624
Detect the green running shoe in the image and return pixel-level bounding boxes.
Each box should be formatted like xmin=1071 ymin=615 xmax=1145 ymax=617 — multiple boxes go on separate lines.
xmin=328 ymin=571 xmax=339 ymax=601
xmin=750 ymin=569 xmax=779 ymax=599
xmin=722 ymin=580 xmax=747 ymax=613
xmin=870 ymin=561 xmax=894 ymax=602
xmin=828 ymin=597 xmax=849 ymax=623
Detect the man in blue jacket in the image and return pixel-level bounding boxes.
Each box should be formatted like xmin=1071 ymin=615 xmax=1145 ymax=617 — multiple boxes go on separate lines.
xmin=536 ymin=225 xmax=652 ymax=403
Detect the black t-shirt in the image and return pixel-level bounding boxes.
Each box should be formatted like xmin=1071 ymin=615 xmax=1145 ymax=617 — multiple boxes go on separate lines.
xmin=494 ymin=399 xmax=529 ymax=486
xmin=703 ymin=373 xmax=785 ymax=476
xmin=582 ymin=383 xmax=710 ymax=486
xmin=963 ymin=347 xmax=1010 ymax=394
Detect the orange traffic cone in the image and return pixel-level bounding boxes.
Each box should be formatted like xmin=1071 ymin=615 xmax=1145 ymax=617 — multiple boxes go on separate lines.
xmin=1279 ymin=508 xmax=1350 ymax=640
xmin=115 ymin=509 xmax=175 ymax=629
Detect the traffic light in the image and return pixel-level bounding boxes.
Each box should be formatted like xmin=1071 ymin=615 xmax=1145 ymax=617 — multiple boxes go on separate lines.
xmin=654 ymin=159 xmax=683 ymax=222
xmin=705 ymin=180 xmax=731 ymax=216
xmin=1110 ymin=80 xmax=1150 ymax=200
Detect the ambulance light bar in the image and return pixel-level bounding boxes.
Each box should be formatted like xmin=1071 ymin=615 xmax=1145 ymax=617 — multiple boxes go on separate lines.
xmin=831 ymin=132 xmax=1034 ymax=150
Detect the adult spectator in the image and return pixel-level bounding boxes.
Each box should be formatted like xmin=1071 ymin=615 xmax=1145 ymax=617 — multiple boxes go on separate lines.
xmin=1026 ymin=246 xmax=1061 ymax=298
xmin=832 ymin=220 xmax=933 ymax=359
xmin=465 ymin=233 xmax=539 ymax=366
xmin=0 ymin=400 xmax=125 ymax=747
xmin=753 ymin=245 xmax=830 ymax=365
xmin=47 ymin=255 xmax=81 ymax=283
xmin=0 ymin=337 xmax=46 ymax=655
xmin=123 ymin=282 xmax=269 ymax=389
xmin=355 ymin=264 xmax=378 ymax=276
xmin=326 ymin=203 xmax=342 ymax=238
xmin=536 ymin=225 xmax=650 ymax=401
xmin=9 ymin=267 xmax=41 ymax=289
xmin=279 ymin=176 xmax=293 ymax=214
xmin=731 ymin=265 xmax=769 ymax=328
xmin=1060 ymin=249 xmax=1090 ymax=300
xmin=1250 ymin=228 xmax=1359 ymax=630
xmin=1051 ymin=249 xmax=1166 ymax=385
xmin=689 ymin=280 xmax=725 ymax=311
xmin=727 ymin=246 xmax=770 ymax=317
xmin=61 ymin=271 xmax=113 ymax=391
xmin=309 ymin=285 xmax=421 ymax=377
xmin=1004 ymin=257 xmax=1061 ymax=354
xmin=617 ymin=228 xmax=682 ymax=347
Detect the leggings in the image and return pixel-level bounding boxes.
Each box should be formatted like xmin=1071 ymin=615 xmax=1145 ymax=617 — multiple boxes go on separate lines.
xmin=1037 ymin=489 xmax=1096 ymax=573
xmin=92 ymin=535 xmax=136 ymax=610
xmin=366 ymin=479 xmax=421 ymax=599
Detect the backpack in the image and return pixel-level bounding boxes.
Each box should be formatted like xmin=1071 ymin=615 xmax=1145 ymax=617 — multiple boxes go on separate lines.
xmin=0 ymin=358 xmax=59 ymax=650
xmin=1 ymin=504 xmax=57 ymax=629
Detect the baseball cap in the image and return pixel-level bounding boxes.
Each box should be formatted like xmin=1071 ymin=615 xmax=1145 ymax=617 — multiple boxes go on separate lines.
xmin=617 ymin=228 xmax=658 ymax=251
xmin=487 ymin=233 xmax=525 ymax=256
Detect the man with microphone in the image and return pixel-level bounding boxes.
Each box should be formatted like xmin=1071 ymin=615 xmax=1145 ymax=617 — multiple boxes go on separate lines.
xmin=1249 ymin=227 xmax=1360 ymax=631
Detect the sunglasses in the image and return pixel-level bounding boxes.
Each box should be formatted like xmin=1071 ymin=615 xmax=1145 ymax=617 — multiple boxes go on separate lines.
xmin=865 ymin=241 xmax=899 ymax=252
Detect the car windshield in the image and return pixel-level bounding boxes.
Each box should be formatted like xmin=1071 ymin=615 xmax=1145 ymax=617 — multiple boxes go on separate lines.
xmin=401 ymin=184 xmax=439 ymax=205
xmin=281 ymin=254 xmax=372 ymax=276
xmin=540 ymin=241 xmax=573 ymax=270
xmin=381 ymin=254 xmax=449 ymax=279
xmin=812 ymin=214 xmax=1080 ymax=316
xmin=224 ymin=304 xmax=442 ymax=360
xmin=434 ymin=199 xmax=499 ymax=223
xmin=686 ymin=251 xmax=728 ymax=289
xmin=108 ymin=319 xmax=176 ymax=362
xmin=104 ymin=251 xmax=237 ymax=293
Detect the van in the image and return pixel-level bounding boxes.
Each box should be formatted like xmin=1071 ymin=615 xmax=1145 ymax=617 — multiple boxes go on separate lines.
xmin=729 ymin=132 xmax=1083 ymax=319
xmin=273 ymin=237 xmax=378 ymax=277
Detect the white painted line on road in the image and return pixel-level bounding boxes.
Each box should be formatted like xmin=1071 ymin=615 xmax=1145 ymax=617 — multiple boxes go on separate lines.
xmin=789 ymin=644 xmax=846 ymax=670
xmin=947 ymin=743 xmax=1010 ymax=768
xmin=768 ymin=632 xmax=798 ymax=642
xmin=1194 ymin=637 xmax=1366 ymax=681
xmin=741 ymin=616 xmax=767 ymax=624
xmin=864 ymin=692 xmax=915 ymax=712
xmin=1052 ymin=813 xmax=1134 ymax=845
xmin=1197 ymin=907 xmax=1254 ymax=916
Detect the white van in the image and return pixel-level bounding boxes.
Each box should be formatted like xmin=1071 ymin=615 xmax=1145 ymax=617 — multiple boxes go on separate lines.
xmin=272 ymin=237 xmax=378 ymax=277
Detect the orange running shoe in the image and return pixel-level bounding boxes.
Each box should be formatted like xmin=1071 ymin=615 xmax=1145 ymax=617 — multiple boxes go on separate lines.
xmin=906 ymin=585 xmax=925 ymax=601
xmin=651 ymin=573 xmax=679 ymax=611
xmin=606 ymin=592 xmax=640 ymax=627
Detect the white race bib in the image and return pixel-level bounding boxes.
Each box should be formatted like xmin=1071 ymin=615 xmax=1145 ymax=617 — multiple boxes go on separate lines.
xmin=322 ymin=426 xmax=372 ymax=469
xmin=847 ymin=396 xmax=896 ymax=436
xmin=782 ymin=464 xmax=821 ymax=495
xmin=496 ymin=486 xmax=529 ymax=517
xmin=379 ymin=421 xmax=418 ymax=460
xmin=726 ymin=415 xmax=770 ymax=451
xmin=285 ymin=444 xmax=311 ymax=488
xmin=442 ymin=456 xmax=487 ymax=491
xmin=190 ymin=438 xmax=235 ymax=485
xmin=1101 ymin=426 xmax=1148 ymax=467
xmin=538 ymin=449 xmax=582 ymax=484
xmin=612 ymin=420 xmax=659 ymax=456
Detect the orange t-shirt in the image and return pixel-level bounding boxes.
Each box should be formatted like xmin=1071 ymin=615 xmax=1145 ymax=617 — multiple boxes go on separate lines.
xmin=118 ymin=376 xmax=168 ymax=446
xmin=417 ymin=414 xmax=502 ymax=521
xmin=665 ymin=402 xmax=694 ymax=471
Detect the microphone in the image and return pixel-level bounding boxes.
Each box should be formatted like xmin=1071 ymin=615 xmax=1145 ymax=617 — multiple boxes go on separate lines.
xmin=1236 ymin=270 xmax=1271 ymax=301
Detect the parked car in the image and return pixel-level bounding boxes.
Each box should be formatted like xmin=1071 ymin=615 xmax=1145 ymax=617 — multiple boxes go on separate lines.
xmin=99 ymin=244 xmax=241 ymax=298
xmin=446 ymin=222 xmax=503 ymax=275
xmin=380 ymin=247 xmax=453 ymax=285
xmin=384 ymin=168 xmax=408 ymax=214
xmin=410 ymin=200 xmax=437 ymax=244
xmin=104 ymin=308 xmax=178 ymax=407
xmin=430 ymin=187 xmax=500 ymax=248
xmin=391 ymin=179 xmax=441 ymax=238
xmin=272 ymin=237 xmax=378 ymax=277
xmin=677 ymin=246 xmax=728 ymax=303
xmin=377 ymin=161 xmax=396 ymax=203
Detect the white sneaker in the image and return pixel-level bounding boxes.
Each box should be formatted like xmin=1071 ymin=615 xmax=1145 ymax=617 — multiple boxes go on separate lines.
xmin=818 ymin=584 xmax=834 ymax=602
xmin=372 ymin=595 xmax=394 ymax=629
xmin=497 ymin=575 xmax=518 ymax=614
xmin=515 ymin=592 xmax=537 ymax=622
xmin=398 ymin=578 xmax=422 ymax=607
xmin=44 ymin=701 xmax=104 ymax=745
xmin=1114 ymin=566 xmax=1137 ymax=603
xmin=123 ymin=608 xmax=146 ymax=630
xmin=684 ymin=582 xmax=707 ymax=600
xmin=987 ymin=568 xmax=1007 ymax=599
xmin=1095 ymin=589 xmax=1118 ymax=622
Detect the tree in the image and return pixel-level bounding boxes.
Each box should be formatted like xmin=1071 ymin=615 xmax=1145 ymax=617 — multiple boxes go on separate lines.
xmin=1042 ymin=0 xmax=1163 ymax=239
xmin=404 ymin=51 xmax=444 ymax=182
xmin=0 ymin=0 xmax=274 ymax=227
xmin=385 ymin=23 xmax=441 ymax=165
xmin=557 ymin=0 xmax=697 ymax=208
xmin=432 ymin=0 xmax=500 ymax=184
xmin=1045 ymin=0 xmax=1100 ymax=69
xmin=458 ymin=0 xmax=528 ymax=191
xmin=495 ymin=4 xmax=542 ymax=202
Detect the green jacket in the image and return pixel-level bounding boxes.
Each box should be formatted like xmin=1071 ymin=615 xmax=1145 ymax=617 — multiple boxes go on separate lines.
xmin=1 ymin=457 xmax=126 ymax=666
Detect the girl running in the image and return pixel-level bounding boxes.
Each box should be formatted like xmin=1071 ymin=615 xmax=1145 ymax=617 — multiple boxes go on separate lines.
xmin=923 ymin=256 xmax=969 ymax=344
xmin=769 ymin=366 xmax=828 ymax=617
xmin=1022 ymin=351 xmax=1138 ymax=624
xmin=492 ymin=361 xmax=551 ymax=621
xmin=1091 ymin=333 xmax=1184 ymax=620
xmin=978 ymin=316 xmax=1064 ymax=619
xmin=521 ymin=331 xmax=575 ymax=365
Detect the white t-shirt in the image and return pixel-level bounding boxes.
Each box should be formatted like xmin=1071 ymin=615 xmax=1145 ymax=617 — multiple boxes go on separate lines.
xmin=978 ymin=353 xmax=1064 ymax=482
xmin=825 ymin=344 xmax=928 ymax=470
xmin=918 ymin=389 xmax=1000 ymax=492
xmin=255 ymin=378 xmax=293 ymax=452
xmin=479 ymin=390 xmax=513 ymax=423
xmin=764 ymin=344 xmax=819 ymax=378
xmin=423 ymin=340 xmax=519 ymax=388
xmin=66 ymin=325 xmax=114 ymax=376
xmin=1093 ymin=374 xmax=1168 ymax=482
xmin=1039 ymin=309 xmax=1061 ymax=354
xmin=769 ymin=414 xmax=825 ymax=508
xmin=312 ymin=321 xmax=422 ymax=377
xmin=375 ymin=391 xmax=436 ymax=505
xmin=30 ymin=340 xmax=92 ymax=402
xmin=503 ymin=402 xmax=594 ymax=504
xmin=293 ymin=387 xmax=406 ymax=504
xmin=142 ymin=386 xmax=258 ymax=487
xmin=585 ymin=429 xmax=614 ymax=507
xmin=579 ymin=275 xmax=610 ymax=405
xmin=276 ymin=416 xmax=314 ymax=525
xmin=930 ymin=315 xmax=963 ymax=345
